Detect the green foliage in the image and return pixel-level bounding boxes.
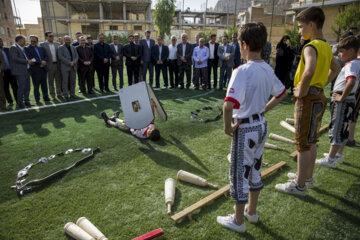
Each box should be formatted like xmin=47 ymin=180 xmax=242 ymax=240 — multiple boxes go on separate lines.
xmin=332 ymin=3 xmax=360 ymax=39
xmin=153 ymin=0 xmax=176 ymax=38
xmin=223 ymin=25 xmax=239 ymax=40
xmin=284 ymin=26 xmax=301 ymax=47
xmin=104 ymin=33 xmax=129 ymax=45
xmin=198 ymin=30 xmax=213 ymax=42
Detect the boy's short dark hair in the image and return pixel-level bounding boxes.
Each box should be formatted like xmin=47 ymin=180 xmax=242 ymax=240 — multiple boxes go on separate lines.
xmin=295 ymin=7 xmax=325 ymax=29
xmin=338 ymin=36 xmax=360 ymax=53
xmin=239 ymin=22 xmax=267 ymax=52
xmin=86 ymin=36 xmax=92 ymax=40
xmin=149 ymin=129 xmax=160 ymax=141
xmin=210 ymin=34 xmax=217 ymax=38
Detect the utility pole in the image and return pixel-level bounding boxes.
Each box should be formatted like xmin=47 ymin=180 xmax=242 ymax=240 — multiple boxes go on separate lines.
xmin=234 ymin=0 xmax=238 ymax=27
xmin=182 ymin=0 xmax=184 ymax=32
xmin=204 ymin=0 xmax=208 ymax=30
xmin=269 ymin=0 xmax=275 ymax=42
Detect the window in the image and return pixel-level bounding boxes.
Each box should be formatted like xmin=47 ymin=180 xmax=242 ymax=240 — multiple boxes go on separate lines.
xmin=0 ymin=27 xmax=5 ymax=35
xmin=134 ymin=25 xmax=142 ymax=31
xmin=0 ymin=13 xmax=2 ymax=19
xmin=109 ymin=25 xmax=118 ymax=30
xmin=4 ymin=13 xmax=7 ymax=20
xmin=7 ymin=27 xmax=10 ymax=37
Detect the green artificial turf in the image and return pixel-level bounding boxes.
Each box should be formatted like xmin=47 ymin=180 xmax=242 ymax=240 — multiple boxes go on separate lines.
xmin=0 ymin=84 xmax=359 ymax=240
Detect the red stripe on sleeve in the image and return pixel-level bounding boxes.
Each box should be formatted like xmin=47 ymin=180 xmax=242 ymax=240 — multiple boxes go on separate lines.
xmin=224 ymin=97 xmax=240 ymax=109
xmin=276 ymin=88 xmax=286 ymax=98
xmin=346 ymin=76 xmax=356 ymax=81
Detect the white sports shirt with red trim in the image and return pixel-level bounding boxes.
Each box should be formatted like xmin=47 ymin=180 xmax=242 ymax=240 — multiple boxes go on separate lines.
xmin=333 ymin=59 xmax=360 ymax=96
xmin=130 ymin=122 xmax=155 ymax=139
xmin=224 ymin=60 xmax=286 ymax=119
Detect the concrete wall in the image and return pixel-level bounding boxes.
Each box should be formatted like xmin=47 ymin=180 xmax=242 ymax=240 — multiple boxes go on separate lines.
xmin=0 ymin=0 xmax=16 ymax=46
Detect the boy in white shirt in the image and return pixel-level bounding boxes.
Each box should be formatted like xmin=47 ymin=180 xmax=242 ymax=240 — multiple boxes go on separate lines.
xmin=217 ymin=23 xmax=287 ymax=233
xmin=315 ymin=36 xmax=360 ymax=167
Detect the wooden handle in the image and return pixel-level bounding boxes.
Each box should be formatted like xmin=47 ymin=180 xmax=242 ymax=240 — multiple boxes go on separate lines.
xmin=167 ymin=203 xmax=172 ymax=215
xmin=207 ymin=182 xmax=218 ymax=189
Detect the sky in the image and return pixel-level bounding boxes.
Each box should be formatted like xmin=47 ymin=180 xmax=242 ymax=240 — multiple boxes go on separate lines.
xmin=13 ymin=0 xmax=219 ymax=24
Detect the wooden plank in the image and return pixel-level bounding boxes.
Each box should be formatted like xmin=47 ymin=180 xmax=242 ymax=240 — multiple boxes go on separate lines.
xmin=171 ymin=161 xmax=287 ymax=222
xmin=319 ymin=123 xmax=330 ymax=133
xmin=289 ymin=124 xmax=330 ymax=159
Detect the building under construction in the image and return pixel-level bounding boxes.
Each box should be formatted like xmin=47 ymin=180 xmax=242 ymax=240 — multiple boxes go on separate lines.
xmin=39 ymin=0 xmax=153 ymax=39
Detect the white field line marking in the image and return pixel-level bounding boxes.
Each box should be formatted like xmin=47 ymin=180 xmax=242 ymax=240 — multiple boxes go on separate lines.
xmin=0 ymin=89 xmax=216 ymax=116
xmin=0 ymin=94 xmax=118 ymax=116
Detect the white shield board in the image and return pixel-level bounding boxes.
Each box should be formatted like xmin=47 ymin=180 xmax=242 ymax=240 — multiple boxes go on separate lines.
xmin=119 ymin=82 xmax=154 ymax=129
xmin=146 ymin=84 xmax=167 ymax=122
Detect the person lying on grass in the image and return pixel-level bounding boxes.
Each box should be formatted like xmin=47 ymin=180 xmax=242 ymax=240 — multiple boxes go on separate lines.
xmin=101 ymin=100 xmax=161 ymax=141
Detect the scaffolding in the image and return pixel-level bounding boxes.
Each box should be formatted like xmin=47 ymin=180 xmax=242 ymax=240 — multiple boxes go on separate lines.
xmin=40 ymin=0 xmax=152 ymax=38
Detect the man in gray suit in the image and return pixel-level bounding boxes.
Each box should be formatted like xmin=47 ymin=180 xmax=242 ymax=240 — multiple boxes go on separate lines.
xmin=217 ymin=35 xmax=234 ymax=90
xmin=140 ymin=30 xmax=155 ymax=85
xmin=40 ymin=31 xmax=63 ymax=100
xmin=10 ymin=35 xmax=34 ymax=108
xmin=58 ymin=35 xmax=78 ymax=99
xmin=110 ymin=35 xmax=124 ymax=90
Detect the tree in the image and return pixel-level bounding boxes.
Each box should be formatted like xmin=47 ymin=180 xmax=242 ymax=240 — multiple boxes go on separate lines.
xmin=153 ymin=0 xmax=176 ymax=39
xmin=223 ymin=26 xmax=238 ymax=41
xmin=198 ymin=30 xmax=213 ymax=42
xmin=332 ymin=3 xmax=360 ymax=39
xmin=284 ymin=26 xmax=301 ymax=47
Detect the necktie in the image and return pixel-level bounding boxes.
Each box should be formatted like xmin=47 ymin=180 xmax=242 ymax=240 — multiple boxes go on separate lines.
xmin=35 ymin=47 xmax=42 ymax=61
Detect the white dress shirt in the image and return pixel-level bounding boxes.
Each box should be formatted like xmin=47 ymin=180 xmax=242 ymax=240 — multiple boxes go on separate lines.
xmin=182 ymin=43 xmax=187 ymax=56
xmin=168 ymin=44 xmax=177 ymax=60
xmin=48 ymin=42 xmax=57 ymax=62
xmin=209 ymin=43 xmax=215 ymax=59
xmin=114 ymin=44 xmax=118 ymax=53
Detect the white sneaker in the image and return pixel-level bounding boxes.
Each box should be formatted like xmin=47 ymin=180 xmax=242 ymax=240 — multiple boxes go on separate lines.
xmin=315 ymin=157 xmax=335 ymax=168
xmin=217 ymin=214 xmax=246 ymax=233
xmin=287 ymin=172 xmax=315 ymax=188
xmin=275 ymin=180 xmax=307 ymax=196
xmin=323 ymin=153 xmax=343 ymax=164
xmin=244 ymin=204 xmax=258 ymax=223
xmin=232 ymin=204 xmax=259 ymax=223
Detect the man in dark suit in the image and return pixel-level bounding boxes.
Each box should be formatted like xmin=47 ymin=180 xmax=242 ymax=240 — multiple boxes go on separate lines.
xmin=0 ymin=37 xmax=18 ymax=107
xmin=25 ymin=35 xmax=50 ymax=104
xmin=140 ymin=30 xmax=155 ymax=85
xmin=94 ymin=33 xmax=112 ymax=92
xmin=231 ymin=33 xmax=241 ymax=69
xmin=205 ymin=34 xmax=219 ymax=89
xmin=40 ymin=31 xmax=63 ymax=100
xmin=0 ymin=48 xmax=6 ymax=110
xmin=110 ymin=35 xmax=124 ymax=90
xmin=123 ymin=35 xmax=141 ymax=86
xmin=134 ymin=33 xmax=143 ymax=82
xmin=72 ymin=32 xmax=83 ymax=47
xmin=177 ymin=33 xmax=193 ymax=89
xmin=76 ymin=36 xmax=94 ymax=94
xmin=87 ymin=36 xmax=96 ymax=89
xmin=10 ymin=35 xmax=33 ymax=108
xmin=151 ymin=36 xmax=169 ymax=88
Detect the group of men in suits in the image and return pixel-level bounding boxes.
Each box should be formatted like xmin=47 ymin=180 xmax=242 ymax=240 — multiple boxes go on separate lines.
xmin=0 ymin=30 xmax=243 ymax=109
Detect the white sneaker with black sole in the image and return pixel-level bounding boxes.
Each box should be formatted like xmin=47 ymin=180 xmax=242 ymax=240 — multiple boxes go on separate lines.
xmin=315 ymin=157 xmax=336 ymax=168
xmin=287 ymin=172 xmax=315 ymax=188
xmin=323 ymin=153 xmax=343 ymax=164
xmin=217 ymin=214 xmax=246 ymax=233
xmin=275 ymin=180 xmax=307 ymax=196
